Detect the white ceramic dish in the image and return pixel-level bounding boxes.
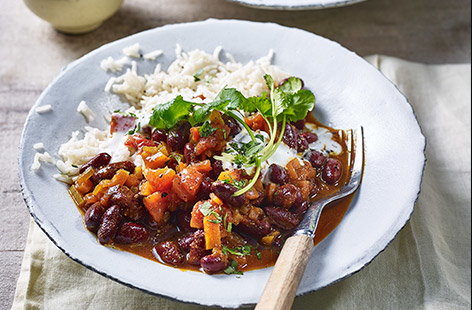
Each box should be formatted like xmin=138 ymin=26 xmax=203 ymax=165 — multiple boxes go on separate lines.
xmin=225 ymin=0 xmax=366 ymax=10
xmin=19 ymin=19 xmax=425 ymax=308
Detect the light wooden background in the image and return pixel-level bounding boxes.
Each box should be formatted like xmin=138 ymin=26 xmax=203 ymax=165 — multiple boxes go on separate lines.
xmin=0 ymin=0 xmax=470 ymax=309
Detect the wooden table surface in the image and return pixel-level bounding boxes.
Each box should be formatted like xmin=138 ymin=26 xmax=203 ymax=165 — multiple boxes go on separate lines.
xmin=0 ymin=0 xmax=470 ymax=308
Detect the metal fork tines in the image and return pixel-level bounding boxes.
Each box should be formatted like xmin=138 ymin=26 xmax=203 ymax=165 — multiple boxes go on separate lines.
xmin=294 ymin=126 xmax=364 ymax=238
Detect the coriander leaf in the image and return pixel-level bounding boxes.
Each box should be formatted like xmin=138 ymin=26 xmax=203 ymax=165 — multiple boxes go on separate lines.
xmin=224 ymin=260 xmax=243 ymax=275
xmin=199 ymin=201 xmax=213 ymax=217
xmin=193 ymin=100 xmax=228 ymax=123
xmin=199 ymin=120 xmax=217 ymax=137
xmin=245 ymin=95 xmax=272 ymax=117
xmin=149 ymin=96 xmax=193 ymax=129
xmin=256 ymin=251 xmax=262 ymax=260
xmin=281 ymin=89 xmax=315 ymax=122
xmin=272 ymin=88 xmax=289 ymax=116
xmin=278 ymin=77 xmax=303 ymax=94
xmin=264 ymin=74 xmax=275 ymax=93
xmin=215 ymin=88 xmax=248 ymax=110
xmin=222 ymin=245 xmax=252 ymax=256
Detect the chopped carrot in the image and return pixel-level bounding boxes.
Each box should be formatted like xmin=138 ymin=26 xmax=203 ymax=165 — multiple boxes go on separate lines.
xmin=75 ymin=179 xmax=93 ymax=195
xmin=143 ymin=191 xmax=170 ymax=224
xmin=144 ymin=168 xmax=176 ymax=191
xmin=139 ymin=181 xmax=155 ymax=196
xmin=109 ymin=169 xmax=129 ymax=186
xmin=172 ymin=167 xmax=203 ymax=202
xmin=203 ymin=215 xmax=222 ymax=250
xmin=125 ymin=173 xmax=141 ymax=188
xmin=190 ymin=201 xmax=205 ymax=229
xmin=190 ymin=160 xmax=212 ymax=173
xmin=209 ymin=193 xmax=223 ymax=205
xmin=217 ymin=169 xmax=242 ymax=184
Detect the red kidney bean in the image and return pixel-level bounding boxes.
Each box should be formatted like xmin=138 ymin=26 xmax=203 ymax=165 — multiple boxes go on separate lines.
xmin=84 ymin=202 xmax=107 ymax=233
xmin=211 ymin=181 xmax=247 ymax=208
xmin=200 ymin=254 xmax=228 ymax=274
xmin=153 ymin=241 xmax=185 ymax=266
xmin=167 ymin=121 xmax=191 ymax=151
xmin=223 ymin=115 xmax=241 ymax=137
xmin=183 ymin=143 xmax=197 ymax=164
xmin=151 ymin=129 xmax=167 ymax=142
xmin=79 ymin=153 xmax=111 ymax=174
xmin=115 ymin=222 xmax=149 ymax=244
xmin=187 ymin=230 xmax=208 ymax=265
xmin=175 ymin=210 xmax=194 ymax=233
xmin=141 ymin=125 xmax=153 ymax=139
xmin=92 ymin=161 xmax=135 ymax=183
xmin=177 ymin=233 xmax=195 ymax=252
xmin=273 ymin=184 xmax=301 ymax=209
xmin=292 ymin=119 xmax=306 ymax=130
xmin=297 ymin=136 xmax=309 ymax=152
xmin=236 ymin=217 xmax=271 ymax=237
xmin=210 ymin=159 xmax=223 ymax=180
xmin=322 ymin=158 xmax=343 ymax=185
xmin=97 ymin=205 xmax=122 ymax=244
xmin=282 ymin=124 xmax=299 ymax=149
xmin=291 ymin=201 xmax=309 ymax=215
xmin=307 ymin=150 xmax=327 ymax=168
xmin=107 ymin=185 xmax=143 ymax=221
xmin=197 ymin=177 xmax=212 ymax=201
xmin=268 ymin=164 xmax=289 ymax=184
xmin=265 ymin=206 xmax=300 ymax=230
xmin=300 ymin=132 xmax=318 ymax=143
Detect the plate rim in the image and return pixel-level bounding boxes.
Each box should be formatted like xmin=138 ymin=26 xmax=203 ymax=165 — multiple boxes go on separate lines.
xmin=225 ymin=0 xmax=367 ymax=10
xmin=18 ymin=18 xmax=426 ymax=308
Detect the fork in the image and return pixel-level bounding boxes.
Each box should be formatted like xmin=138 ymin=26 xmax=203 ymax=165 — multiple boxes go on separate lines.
xmin=255 ymin=126 xmax=364 ymax=310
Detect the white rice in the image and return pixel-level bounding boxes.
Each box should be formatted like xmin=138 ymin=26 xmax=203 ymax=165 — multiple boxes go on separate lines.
xmin=31 ymin=152 xmax=55 ymax=171
xmin=100 ymin=56 xmax=129 ymax=72
xmin=143 ymin=49 xmax=163 ymax=60
xmin=33 ymin=142 xmax=44 ymax=151
xmin=35 ymin=105 xmax=52 ymax=113
xmin=58 ymin=46 xmax=289 ymax=175
xmin=123 ymin=43 xmax=141 ymax=58
xmin=77 ymin=101 xmax=95 ymax=123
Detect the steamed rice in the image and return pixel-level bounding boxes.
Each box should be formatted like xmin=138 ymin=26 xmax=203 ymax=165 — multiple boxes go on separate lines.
xmin=57 ymin=46 xmax=289 ymax=176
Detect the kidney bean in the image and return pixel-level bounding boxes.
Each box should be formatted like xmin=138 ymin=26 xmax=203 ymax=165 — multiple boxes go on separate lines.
xmin=107 ymin=185 xmax=143 ymax=221
xmin=167 ymin=121 xmax=191 ymax=151
xmin=210 ymin=159 xmax=223 ymax=180
xmin=200 ymin=254 xmax=228 ymax=274
xmin=177 ymin=233 xmax=195 ymax=252
xmin=115 ymin=222 xmax=149 ymax=244
xmin=79 ymin=153 xmax=111 ymax=174
xmin=292 ymin=119 xmax=306 ymax=130
xmin=187 ymin=230 xmax=208 ymax=265
xmin=197 ymin=178 xmax=212 ymax=201
xmin=84 ymin=202 xmax=107 ymax=233
xmin=176 ymin=210 xmax=194 ymax=233
xmin=151 ymin=223 xmax=178 ymax=244
xmin=291 ymin=201 xmax=309 ymax=215
xmin=92 ymin=161 xmax=135 ymax=183
xmin=236 ymin=217 xmax=271 ymax=237
xmin=223 ymin=115 xmax=241 ymax=137
xmin=307 ymin=150 xmax=327 ymax=168
xmin=211 ymin=181 xmax=247 ymax=208
xmin=151 ymin=129 xmax=167 ymax=142
xmin=141 ymin=125 xmax=153 ymax=139
xmin=297 ymin=136 xmax=309 ymax=152
xmin=97 ymin=205 xmax=122 ymax=244
xmin=282 ymin=124 xmax=299 ymax=149
xmin=268 ymin=164 xmax=289 ymax=184
xmin=322 ymin=158 xmax=343 ymax=185
xmin=300 ymin=132 xmax=318 ymax=143
xmin=273 ymin=184 xmax=301 ymax=209
xmin=265 ymin=206 xmax=300 ymax=230
xmin=154 ymin=241 xmax=185 ymax=266
xmin=183 ymin=143 xmax=197 ymax=164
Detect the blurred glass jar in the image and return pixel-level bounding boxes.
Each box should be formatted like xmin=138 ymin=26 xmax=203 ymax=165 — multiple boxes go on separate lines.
xmin=23 ymin=0 xmax=124 ymax=34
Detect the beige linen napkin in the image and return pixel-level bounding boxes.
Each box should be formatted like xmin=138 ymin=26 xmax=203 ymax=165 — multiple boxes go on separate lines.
xmin=11 ymin=56 xmax=471 ymax=310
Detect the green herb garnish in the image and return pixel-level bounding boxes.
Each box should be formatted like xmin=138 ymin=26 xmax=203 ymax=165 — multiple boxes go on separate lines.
xmin=222 ymin=245 xmax=252 ymax=256
xmin=224 ymin=260 xmax=243 ymax=275
xmin=199 ymin=202 xmax=222 ymax=224
xmin=193 ymin=69 xmax=204 ymax=82
xmin=147 ymin=75 xmax=315 ymax=196
xmin=198 ymin=120 xmax=217 ymax=137
xmin=127 ymin=122 xmax=141 ymax=135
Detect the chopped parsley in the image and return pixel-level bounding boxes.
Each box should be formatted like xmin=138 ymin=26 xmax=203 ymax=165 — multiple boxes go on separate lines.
xmin=193 ymin=69 xmax=204 ymax=82
xmin=222 ymin=245 xmax=252 ymax=256
xmin=224 ymin=260 xmax=243 ymax=275
xmin=198 ymin=120 xmax=217 ymax=137
xmin=199 ymin=202 xmax=222 ymax=224
xmin=127 ymin=122 xmax=141 ymax=135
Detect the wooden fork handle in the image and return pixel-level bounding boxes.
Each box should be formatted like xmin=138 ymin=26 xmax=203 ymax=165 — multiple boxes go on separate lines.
xmin=255 ymin=234 xmax=314 ymax=310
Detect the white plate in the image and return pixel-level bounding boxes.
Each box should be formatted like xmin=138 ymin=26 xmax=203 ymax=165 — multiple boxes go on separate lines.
xmin=226 ymin=0 xmax=367 ymax=10
xmin=19 ymin=19 xmax=425 ymax=308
